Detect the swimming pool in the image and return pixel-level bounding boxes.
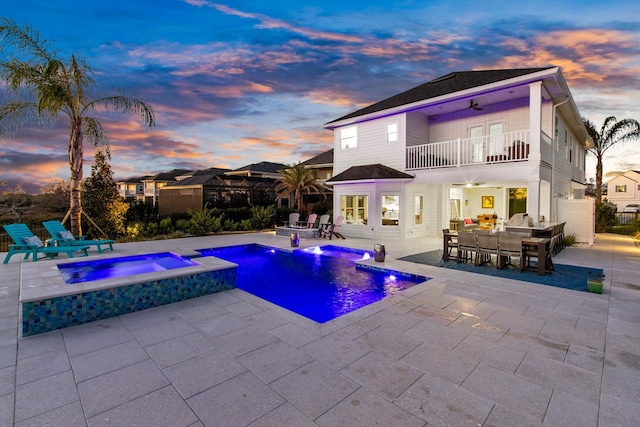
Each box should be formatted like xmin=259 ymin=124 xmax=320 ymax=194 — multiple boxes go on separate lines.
xmin=58 ymin=252 xmax=200 ymax=284
xmin=197 ymin=244 xmax=429 ymax=323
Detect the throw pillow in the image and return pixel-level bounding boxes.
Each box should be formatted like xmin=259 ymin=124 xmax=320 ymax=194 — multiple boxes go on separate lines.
xmin=23 ymin=236 xmax=44 ymax=248
xmin=464 ymin=218 xmax=473 ymax=225
xmin=59 ymin=230 xmax=76 ymax=240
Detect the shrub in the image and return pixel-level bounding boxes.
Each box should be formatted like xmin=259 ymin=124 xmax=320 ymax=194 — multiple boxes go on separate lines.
xmin=176 ymin=219 xmax=190 ymax=233
xmin=144 ymin=222 xmax=159 ymax=237
xmin=595 ymin=201 xmax=617 ymax=233
xmin=239 ymin=219 xmax=253 ymax=231
xmin=223 ymin=219 xmax=238 ymax=231
xmin=186 ymin=207 xmax=222 ymax=235
xmin=158 ymin=217 xmax=173 ymax=235
xmin=122 ymin=222 xmax=143 ymax=241
xmin=563 ymin=232 xmax=577 ymax=247
xmin=251 ymin=205 xmax=276 ymax=229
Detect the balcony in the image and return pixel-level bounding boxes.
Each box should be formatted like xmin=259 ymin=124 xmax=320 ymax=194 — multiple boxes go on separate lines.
xmin=406 ymin=130 xmax=530 ymax=170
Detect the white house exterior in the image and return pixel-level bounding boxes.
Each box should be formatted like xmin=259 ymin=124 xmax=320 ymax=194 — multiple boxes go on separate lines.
xmin=606 ymin=170 xmax=640 ymax=211
xmin=324 ymin=67 xmax=592 ymax=240
xmin=116 ymin=176 xmax=147 ymax=201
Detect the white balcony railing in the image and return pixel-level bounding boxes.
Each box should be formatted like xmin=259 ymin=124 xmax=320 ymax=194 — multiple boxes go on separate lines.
xmin=406 ymin=130 xmax=530 ymax=170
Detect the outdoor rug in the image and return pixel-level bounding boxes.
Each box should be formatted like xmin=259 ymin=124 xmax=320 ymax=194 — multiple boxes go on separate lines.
xmin=398 ymin=250 xmax=603 ymax=292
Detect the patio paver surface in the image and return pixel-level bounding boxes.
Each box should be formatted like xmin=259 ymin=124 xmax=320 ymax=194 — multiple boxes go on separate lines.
xmin=1 ymin=232 xmax=639 ymax=426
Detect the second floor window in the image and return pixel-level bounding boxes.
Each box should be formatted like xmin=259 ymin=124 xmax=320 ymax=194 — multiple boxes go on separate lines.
xmin=616 ymin=185 xmax=627 ymax=193
xmin=387 ymin=123 xmax=398 ymax=142
xmin=341 ymin=126 xmax=357 ymax=149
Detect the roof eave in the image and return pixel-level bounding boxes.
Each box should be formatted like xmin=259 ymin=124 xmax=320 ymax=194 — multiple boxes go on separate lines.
xmin=324 ymin=67 xmax=561 ymax=130
xmin=326 ymin=177 xmax=414 ymax=185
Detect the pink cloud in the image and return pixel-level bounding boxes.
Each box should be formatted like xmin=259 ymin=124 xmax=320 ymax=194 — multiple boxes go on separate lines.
xmin=205 ymin=3 xmax=363 ymax=43
xmin=494 ymin=29 xmax=638 ymax=85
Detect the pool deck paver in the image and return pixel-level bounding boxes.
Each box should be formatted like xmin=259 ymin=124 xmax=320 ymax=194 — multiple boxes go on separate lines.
xmin=1 ymin=232 xmax=639 ymax=426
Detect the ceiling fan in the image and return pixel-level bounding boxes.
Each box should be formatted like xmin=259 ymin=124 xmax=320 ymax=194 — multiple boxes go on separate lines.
xmin=469 ymin=99 xmax=483 ymax=111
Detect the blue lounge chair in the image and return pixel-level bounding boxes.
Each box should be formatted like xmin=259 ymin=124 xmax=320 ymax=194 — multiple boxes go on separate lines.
xmin=42 ymin=220 xmax=114 ymax=253
xmin=3 ymin=223 xmax=89 ymax=264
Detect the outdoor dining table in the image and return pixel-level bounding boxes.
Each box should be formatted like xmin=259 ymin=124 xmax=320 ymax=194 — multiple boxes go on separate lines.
xmin=442 ymin=232 xmax=552 ymax=276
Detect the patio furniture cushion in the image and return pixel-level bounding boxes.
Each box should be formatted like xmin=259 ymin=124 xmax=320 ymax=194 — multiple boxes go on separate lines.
xmin=23 ymin=236 xmax=44 ymax=247
xmin=59 ymin=230 xmax=75 ymax=240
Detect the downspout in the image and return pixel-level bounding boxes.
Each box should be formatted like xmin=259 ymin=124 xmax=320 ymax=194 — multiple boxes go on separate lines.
xmin=550 ymin=97 xmax=570 ymax=222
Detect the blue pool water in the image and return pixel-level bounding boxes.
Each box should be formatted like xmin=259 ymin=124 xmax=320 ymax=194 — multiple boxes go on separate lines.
xmin=196 ymin=244 xmax=429 ymax=323
xmin=58 ymin=252 xmax=200 ymax=284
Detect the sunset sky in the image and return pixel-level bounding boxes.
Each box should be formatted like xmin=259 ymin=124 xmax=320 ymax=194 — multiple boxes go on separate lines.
xmin=1 ymin=0 xmax=639 ymax=193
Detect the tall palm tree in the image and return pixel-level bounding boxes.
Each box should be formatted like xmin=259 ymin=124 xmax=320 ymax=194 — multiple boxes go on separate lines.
xmin=0 ymin=18 xmax=155 ymax=235
xmin=275 ymin=163 xmax=324 ymax=210
xmin=583 ymin=116 xmax=640 ymax=203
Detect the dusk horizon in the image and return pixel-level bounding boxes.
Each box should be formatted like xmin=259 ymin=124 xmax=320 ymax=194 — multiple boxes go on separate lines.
xmin=2 ymin=0 xmax=639 ymax=194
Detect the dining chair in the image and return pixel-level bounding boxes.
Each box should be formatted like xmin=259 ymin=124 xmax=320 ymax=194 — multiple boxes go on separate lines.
xmin=497 ymin=233 xmax=524 ymax=271
xmin=456 ymin=231 xmax=476 ymax=263
xmin=442 ymin=228 xmax=457 ymax=260
xmin=476 ymin=232 xmax=499 ymax=266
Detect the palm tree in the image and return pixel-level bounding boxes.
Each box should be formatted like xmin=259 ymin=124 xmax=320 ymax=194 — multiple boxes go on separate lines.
xmin=0 ymin=18 xmax=155 ymax=235
xmin=275 ymin=163 xmax=324 ymax=210
xmin=583 ymin=116 xmax=640 ymax=202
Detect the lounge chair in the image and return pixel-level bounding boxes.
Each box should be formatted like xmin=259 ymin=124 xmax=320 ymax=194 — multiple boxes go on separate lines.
xmin=314 ymin=214 xmax=330 ymax=237
xmin=284 ymin=213 xmax=300 ymax=227
xmin=3 ymin=223 xmax=89 ymax=264
xmin=319 ymin=216 xmax=345 ymax=240
xmin=297 ymin=213 xmax=317 ymax=228
xmin=42 ymin=220 xmax=114 ymax=253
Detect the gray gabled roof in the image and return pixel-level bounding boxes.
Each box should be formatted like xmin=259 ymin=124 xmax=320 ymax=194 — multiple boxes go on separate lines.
xmin=144 ymin=169 xmax=194 ymax=182
xmin=164 ymin=174 xmax=219 ymax=186
xmin=326 ymin=164 xmax=413 ymax=183
xmin=302 ymin=149 xmax=334 ymax=166
xmin=117 ymin=176 xmax=149 ymax=184
xmin=231 ymin=161 xmax=287 ymax=174
xmin=193 ymin=167 xmax=230 ymax=176
xmin=326 ymin=67 xmax=554 ymax=124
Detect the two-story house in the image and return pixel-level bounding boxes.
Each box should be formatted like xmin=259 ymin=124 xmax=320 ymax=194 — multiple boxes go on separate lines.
xmin=141 ymin=169 xmax=193 ymax=205
xmin=324 ymin=67 xmax=592 ymax=240
xmin=116 ymin=176 xmax=147 ymax=201
xmin=606 ymin=170 xmax=640 ymax=211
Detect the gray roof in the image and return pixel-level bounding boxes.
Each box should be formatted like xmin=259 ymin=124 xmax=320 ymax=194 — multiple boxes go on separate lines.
xmin=302 ymin=149 xmax=333 ymax=166
xmin=117 ymin=176 xmax=148 ymax=183
xmin=164 ymin=173 xmax=278 ymax=188
xmin=165 ymin=174 xmax=219 ymax=186
xmin=326 ymin=164 xmax=413 ymax=183
xmin=193 ymin=167 xmax=230 ymax=176
xmin=145 ymin=169 xmax=194 ymax=181
xmin=231 ymin=161 xmax=287 ymax=174
xmin=326 ymin=67 xmax=553 ymax=124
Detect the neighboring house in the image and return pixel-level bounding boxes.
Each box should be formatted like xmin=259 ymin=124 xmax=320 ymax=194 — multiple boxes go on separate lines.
xmin=299 ymin=148 xmax=334 ymax=207
xmin=606 ymin=170 xmax=640 ymax=211
xmin=324 ymin=67 xmax=592 ymax=240
xmin=142 ymin=169 xmax=193 ymax=205
xmin=302 ymin=149 xmax=334 ymax=183
xmin=116 ymin=176 xmax=147 ymax=201
xmin=158 ymin=166 xmax=280 ymax=215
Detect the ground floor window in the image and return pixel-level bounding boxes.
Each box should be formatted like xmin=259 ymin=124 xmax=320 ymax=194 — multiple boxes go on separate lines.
xmin=414 ymin=195 xmax=423 ymax=225
xmin=341 ymin=195 xmax=368 ymax=224
xmin=382 ymin=195 xmax=400 ymax=226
